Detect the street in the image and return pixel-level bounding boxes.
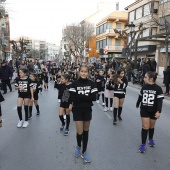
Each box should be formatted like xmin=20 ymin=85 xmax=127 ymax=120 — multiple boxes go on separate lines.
xmin=0 ymin=81 xmax=170 ymax=170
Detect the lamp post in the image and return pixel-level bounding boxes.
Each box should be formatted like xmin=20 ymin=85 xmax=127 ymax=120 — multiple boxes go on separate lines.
xmin=127 ymin=22 xmax=135 ymax=61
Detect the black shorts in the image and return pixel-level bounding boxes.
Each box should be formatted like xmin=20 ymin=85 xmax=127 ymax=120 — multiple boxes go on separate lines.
xmin=140 ymin=110 xmax=157 ymax=120
xmin=31 ymin=93 xmax=38 ymax=100
xmin=72 ymin=107 xmax=92 ymax=121
xmin=114 ymin=93 xmax=125 ymax=99
xmin=18 ymin=94 xmax=30 ymax=99
xmin=60 ymin=102 xmax=70 ymax=109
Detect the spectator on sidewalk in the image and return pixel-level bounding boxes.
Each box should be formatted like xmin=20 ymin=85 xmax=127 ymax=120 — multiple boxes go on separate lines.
xmin=0 ymin=61 xmax=13 ymax=94
xmin=141 ymin=60 xmax=151 ymax=85
xmin=18 ymin=60 xmax=27 ymax=70
xmin=163 ymin=63 xmax=170 ymax=96
xmin=125 ymin=61 xmax=132 ymax=82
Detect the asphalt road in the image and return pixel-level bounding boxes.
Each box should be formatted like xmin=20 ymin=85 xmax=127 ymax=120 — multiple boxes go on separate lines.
xmin=0 ymin=82 xmax=170 ymax=170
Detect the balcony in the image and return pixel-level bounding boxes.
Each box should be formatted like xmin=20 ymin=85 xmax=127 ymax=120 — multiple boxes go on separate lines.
xmin=106 ymin=45 xmax=124 ymax=52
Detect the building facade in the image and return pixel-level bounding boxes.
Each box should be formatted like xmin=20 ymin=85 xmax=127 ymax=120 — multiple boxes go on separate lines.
xmin=96 ymin=11 xmax=128 ymax=61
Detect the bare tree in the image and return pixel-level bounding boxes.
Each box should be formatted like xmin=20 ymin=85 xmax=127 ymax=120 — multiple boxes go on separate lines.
xmin=64 ymin=22 xmax=94 ymax=62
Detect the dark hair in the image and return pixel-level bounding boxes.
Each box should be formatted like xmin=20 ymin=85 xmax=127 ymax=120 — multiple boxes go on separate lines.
xmin=30 ymin=73 xmax=39 ymax=81
xmin=79 ymin=65 xmax=89 ymax=72
xmin=19 ymin=68 xmax=28 ymax=74
xmin=146 ymin=71 xmax=158 ymax=82
xmin=117 ymin=69 xmax=124 ymax=75
xmin=62 ymin=74 xmax=70 ymax=81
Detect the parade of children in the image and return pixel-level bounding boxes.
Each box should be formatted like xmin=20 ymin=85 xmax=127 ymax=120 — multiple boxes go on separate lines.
xmin=0 ymin=58 xmax=166 ymax=166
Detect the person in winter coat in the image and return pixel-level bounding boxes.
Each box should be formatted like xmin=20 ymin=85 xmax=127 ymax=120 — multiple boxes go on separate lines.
xmin=0 ymin=61 xmax=13 ymax=94
xmin=163 ymin=64 xmax=170 ymax=96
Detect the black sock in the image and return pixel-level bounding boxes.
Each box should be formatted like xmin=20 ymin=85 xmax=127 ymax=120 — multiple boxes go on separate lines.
xmin=50 ymin=77 xmax=52 ymax=81
xmin=118 ymin=107 xmax=122 ymax=117
xmin=149 ymin=128 xmax=154 ymax=140
xmin=102 ymin=93 xmax=105 ymax=103
xmin=59 ymin=115 xmax=65 ymax=125
xmin=110 ymin=98 xmax=113 ymax=107
xmin=82 ymin=130 xmax=89 ymax=153
xmin=36 ymin=105 xmax=40 ymax=112
xmin=29 ymin=106 xmax=32 ymax=117
xmin=105 ymin=98 xmax=108 ymax=107
xmin=17 ymin=106 xmax=22 ymax=121
xmin=39 ymin=87 xmax=42 ymax=92
xmin=98 ymin=94 xmax=100 ymax=100
xmin=113 ymin=108 xmax=118 ymax=120
xmin=76 ymin=133 xmax=83 ymax=147
xmin=24 ymin=106 xmax=29 ymax=121
xmin=141 ymin=128 xmax=148 ymax=144
xmin=66 ymin=115 xmax=70 ymax=129
xmin=47 ymin=86 xmax=48 ymax=89
xmin=53 ymin=77 xmax=55 ymax=81
xmin=44 ymin=85 xmax=46 ymax=89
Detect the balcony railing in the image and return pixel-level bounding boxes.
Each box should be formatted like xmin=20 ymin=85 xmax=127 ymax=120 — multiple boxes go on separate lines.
xmin=107 ymin=45 xmax=123 ymax=51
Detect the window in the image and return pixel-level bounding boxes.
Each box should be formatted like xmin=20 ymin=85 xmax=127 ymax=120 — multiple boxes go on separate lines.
xmin=96 ymin=27 xmax=99 ymax=35
xmin=160 ymin=0 xmax=169 ymax=3
xmin=144 ymin=3 xmax=150 ymax=16
xmin=116 ymin=39 xmax=121 ymax=46
xmin=99 ymin=41 xmax=103 ymax=48
xmin=103 ymin=23 xmax=107 ymax=32
xmin=136 ymin=7 xmax=143 ymax=19
xmin=151 ymin=27 xmax=157 ymax=35
xmin=129 ymin=11 xmax=134 ymax=22
xmin=96 ymin=41 xmax=100 ymax=49
xmin=103 ymin=39 xmax=107 ymax=48
xmin=99 ymin=25 xmax=103 ymax=34
xmin=116 ymin=23 xmax=121 ymax=29
xmin=143 ymin=28 xmax=150 ymax=37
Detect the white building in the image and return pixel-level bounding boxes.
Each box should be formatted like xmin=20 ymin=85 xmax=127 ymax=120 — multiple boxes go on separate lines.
xmin=46 ymin=42 xmax=59 ymax=61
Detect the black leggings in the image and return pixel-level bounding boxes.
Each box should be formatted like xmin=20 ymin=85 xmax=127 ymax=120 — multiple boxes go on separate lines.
xmin=165 ymin=84 xmax=169 ymax=94
xmin=105 ymin=98 xmax=113 ymax=107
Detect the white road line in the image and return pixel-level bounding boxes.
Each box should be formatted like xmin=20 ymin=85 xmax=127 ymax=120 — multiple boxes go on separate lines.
xmin=97 ymin=103 xmax=112 ymax=120
xmin=12 ymin=106 xmax=17 ymax=110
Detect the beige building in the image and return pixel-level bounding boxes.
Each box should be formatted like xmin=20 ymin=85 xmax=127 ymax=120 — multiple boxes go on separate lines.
xmin=125 ymin=0 xmax=170 ymax=75
xmin=96 ymin=11 xmax=128 ymax=61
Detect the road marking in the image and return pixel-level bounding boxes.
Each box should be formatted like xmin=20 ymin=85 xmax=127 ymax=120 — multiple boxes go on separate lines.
xmin=97 ymin=103 xmax=112 ymax=119
xmin=12 ymin=106 xmax=17 ymax=110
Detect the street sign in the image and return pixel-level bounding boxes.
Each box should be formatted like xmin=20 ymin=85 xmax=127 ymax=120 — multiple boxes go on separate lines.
xmin=103 ymin=48 xmax=108 ymax=55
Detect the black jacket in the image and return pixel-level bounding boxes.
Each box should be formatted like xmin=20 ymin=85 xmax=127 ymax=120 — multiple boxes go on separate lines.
xmin=163 ymin=67 xmax=170 ymax=85
xmin=0 ymin=65 xmax=13 ymax=80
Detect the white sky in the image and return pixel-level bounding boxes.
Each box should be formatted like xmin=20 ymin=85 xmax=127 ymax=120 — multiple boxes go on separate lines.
xmin=5 ymin=0 xmax=135 ymax=45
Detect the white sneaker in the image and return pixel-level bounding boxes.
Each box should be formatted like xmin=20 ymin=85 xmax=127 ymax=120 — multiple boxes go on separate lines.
xmin=58 ymin=99 xmax=61 ymax=103
xmin=17 ymin=120 xmax=23 ymax=128
xmin=102 ymin=103 xmax=105 ymax=106
xmin=22 ymin=121 xmax=29 ymax=128
xmin=110 ymin=107 xmax=113 ymax=112
xmin=96 ymin=100 xmax=99 ymax=104
xmin=104 ymin=107 xmax=108 ymax=112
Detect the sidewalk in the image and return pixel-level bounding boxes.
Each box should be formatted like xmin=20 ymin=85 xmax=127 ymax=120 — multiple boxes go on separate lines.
xmin=128 ymin=75 xmax=170 ymax=100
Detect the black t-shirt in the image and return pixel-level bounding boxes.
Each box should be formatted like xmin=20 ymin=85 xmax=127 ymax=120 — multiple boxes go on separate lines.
xmin=15 ymin=77 xmax=33 ymax=96
xmin=114 ymin=76 xmax=128 ymax=94
xmin=31 ymin=80 xmax=41 ymax=94
xmin=137 ymin=84 xmax=164 ymax=113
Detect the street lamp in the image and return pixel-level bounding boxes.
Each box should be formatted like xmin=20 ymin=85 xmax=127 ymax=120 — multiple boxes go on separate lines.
xmin=127 ymin=22 xmax=135 ymax=61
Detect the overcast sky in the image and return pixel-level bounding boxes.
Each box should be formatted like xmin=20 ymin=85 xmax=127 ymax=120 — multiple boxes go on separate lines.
xmin=5 ymin=0 xmax=135 ymax=45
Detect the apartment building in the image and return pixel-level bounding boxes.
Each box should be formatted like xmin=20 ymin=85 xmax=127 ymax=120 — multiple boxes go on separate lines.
xmin=96 ymin=11 xmax=128 ymax=61
xmin=125 ymin=0 xmax=170 ymax=74
xmin=46 ymin=42 xmax=59 ymax=61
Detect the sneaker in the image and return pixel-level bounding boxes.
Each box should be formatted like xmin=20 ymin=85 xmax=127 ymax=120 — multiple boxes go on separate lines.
xmin=64 ymin=129 xmax=69 ymax=136
xmin=102 ymin=103 xmax=105 ymax=106
xmin=17 ymin=120 xmax=23 ymax=128
xmin=139 ymin=144 xmax=147 ymax=153
xmin=81 ymin=152 xmax=91 ymax=163
xmin=96 ymin=100 xmax=99 ymax=104
xmin=110 ymin=107 xmax=113 ymax=112
xmin=104 ymin=107 xmax=108 ymax=112
xmin=28 ymin=116 xmax=32 ymax=120
xmin=60 ymin=124 xmax=65 ymax=132
xmin=46 ymin=89 xmax=48 ymax=91
xmin=118 ymin=116 xmax=122 ymax=121
xmin=58 ymin=99 xmax=61 ymax=103
xmin=74 ymin=146 xmax=81 ymax=158
xmin=148 ymin=139 xmax=155 ymax=147
xmin=113 ymin=119 xmax=117 ymax=125
xmin=44 ymin=88 xmax=46 ymax=91
xmin=37 ymin=111 xmax=40 ymax=115
xmin=22 ymin=121 xmax=29 ymax=128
